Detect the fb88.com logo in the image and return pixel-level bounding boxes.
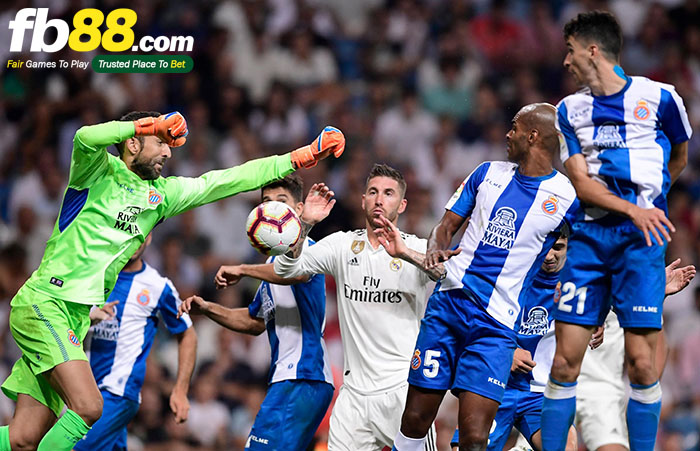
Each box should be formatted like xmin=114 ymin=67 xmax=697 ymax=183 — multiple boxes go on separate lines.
xmin=9 ymin=8 xmax=193 ymax=53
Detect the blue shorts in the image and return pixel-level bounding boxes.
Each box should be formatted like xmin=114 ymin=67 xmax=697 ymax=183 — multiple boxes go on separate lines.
xmin=246 ymin=379 xmax=333 ymax=450
xmin=407 ymin=289 xmax=517 ymax=402
xmin=74 ymin=389 xmax=140 ymax=451
xmin=450 ymin=388 xmax=543 ymax=449
xmin=555 ymin=222 xmax=665 ymax=329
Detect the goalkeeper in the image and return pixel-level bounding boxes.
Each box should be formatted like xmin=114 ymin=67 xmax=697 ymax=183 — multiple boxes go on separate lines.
xmin=0 ymin=111 xmax=344 ymax=451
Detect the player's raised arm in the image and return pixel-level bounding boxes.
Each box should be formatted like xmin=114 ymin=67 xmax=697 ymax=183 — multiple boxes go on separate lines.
xmin=374 ymin=214 xmax=452 ymax=281
xmin=284 ymin=183 xmax=335 ymax=258
xmin=564 ymin=154 xmax=675 ymax=246
xmin=214 ymin=263 xmax=309 ymax=289
xmin=159 ymin=128 xmax=344 ymax=219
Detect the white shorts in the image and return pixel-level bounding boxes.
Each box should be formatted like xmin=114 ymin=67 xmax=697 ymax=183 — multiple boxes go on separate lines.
xmin=328 ymin=383 xmax=437 ymax=451
xmin=576 ymin=391 xmax=629 ymax=450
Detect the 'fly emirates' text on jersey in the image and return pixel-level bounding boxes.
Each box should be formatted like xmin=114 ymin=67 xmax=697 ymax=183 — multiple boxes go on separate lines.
xmin=557 ymin=76 xmax=692 ymax=226
xmin=24 ymin=121 xmax=294 ymax=305
xmin=440 ymin=161 xmax=577 ymax=329
xmin=274 ymin=229 xmax=433 ymax=394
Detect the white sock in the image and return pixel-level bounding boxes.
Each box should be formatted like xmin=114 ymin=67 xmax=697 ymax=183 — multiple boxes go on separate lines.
xmin=393 ymin=431 xmax=426 ymax=451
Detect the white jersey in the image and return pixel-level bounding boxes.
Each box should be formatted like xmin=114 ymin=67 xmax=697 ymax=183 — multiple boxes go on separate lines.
xmin=578 ymin=311 xmax=625 ymax=395
xmin=275 ymin=229 xmax=434 ymax=394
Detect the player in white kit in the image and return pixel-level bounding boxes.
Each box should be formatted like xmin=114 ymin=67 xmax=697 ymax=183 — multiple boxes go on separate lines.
xmin=274 ymin=164 xmax=442 ymax=450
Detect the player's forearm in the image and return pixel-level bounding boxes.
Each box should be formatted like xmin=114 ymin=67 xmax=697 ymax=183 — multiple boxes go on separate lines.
xmin=570 ymin=174 xmax=637 ymax=218
xmin=274 ymin=253 xmax=313 ymax=279
xmin=668 ymin=141 xmax=688 ymax=184
xmin=286 ymin=220 xmax=313 ymax=258
xmin=74 ymin=121 xmax=135 ymax=152
xmin=173 ymin=326 xmax=197 ymax=394
xmin=203 ymin=304 xmax=265 ymax=335
xmin=240 ymin=263 xmax=309 ymax=285
xmin=427 ymin=222 xmax=454 ymax=253
xmin=399 ymin=248 xmax=445 ymax=282
xmin=164 ymin=154 xmax=295 ymax=217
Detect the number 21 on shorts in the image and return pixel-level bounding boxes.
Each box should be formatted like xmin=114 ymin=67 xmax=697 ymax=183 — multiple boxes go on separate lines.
xmin=558 ymin=282 xmax=587 ymax=314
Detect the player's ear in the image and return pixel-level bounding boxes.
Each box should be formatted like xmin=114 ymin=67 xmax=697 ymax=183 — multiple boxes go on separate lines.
xmin=361 ymin=194 xmax=366 ymax=210
xmin=398 ymin=198 xmax=407 ymax=215
xmin=294 ymin=202 xmax=304 ymax=217
xmin=588 ymin=43 xmax=598 ymax=59
xmin=528 ymin=129 xmax=538 ymax=145
xmin=125 ymin=137 xmax=141 ymax=155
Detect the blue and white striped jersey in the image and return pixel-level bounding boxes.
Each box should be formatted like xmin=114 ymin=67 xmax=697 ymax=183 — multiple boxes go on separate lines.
xmin=249 ymin=238 xmax=333 ymax=386
xmin=440 ymin=161 xmax=577 ymax=329
xmin=509 ymin=268 xmax=559 ymax=393
xmin=86 ymin=262 xmax=192 ymax=403
xmin=557 ymin=75 xmax=692 ymax=225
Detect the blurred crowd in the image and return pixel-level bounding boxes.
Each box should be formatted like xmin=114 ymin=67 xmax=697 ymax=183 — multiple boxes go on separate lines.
xmin=1 ymin=0 xmax=700 ymax=449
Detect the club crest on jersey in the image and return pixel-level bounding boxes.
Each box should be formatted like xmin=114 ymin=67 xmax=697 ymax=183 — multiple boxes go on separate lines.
xmin=541 ymin=196 xmax=559 ymax=215
xmin=593 ymin=123 xmax=625 ymax=149
xmin=482 ymin=207 xmax=517 ymax=250
xmin=148 ymin=189 xmax=163 ymax=205
xmin=136 ymin=289 xmax=150 ymax=306
xmin=518 ymin=306 xmax=550 ymax=336
xmin=633 ymin=100 xmax=650 ymax=121
xmin=351 ymin=240 xmax=365 ymax=254
xmin=411 ymin=349 xmax=422 ymax=370
xmin=390 ymin=258 xmax=402 ymax=272
xmin=67 ymin=329 xmax=80 ymax=346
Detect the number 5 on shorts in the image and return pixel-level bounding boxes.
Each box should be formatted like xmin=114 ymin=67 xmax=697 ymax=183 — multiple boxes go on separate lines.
xmin=423 ymin=350 xmax=441 ymax=378
xmin=558 ymin=282 xmax=587 ymax=314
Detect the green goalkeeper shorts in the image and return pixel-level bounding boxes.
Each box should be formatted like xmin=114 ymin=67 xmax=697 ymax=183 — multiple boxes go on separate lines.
xmin=1 ymin=285 xmax=92 ymax=416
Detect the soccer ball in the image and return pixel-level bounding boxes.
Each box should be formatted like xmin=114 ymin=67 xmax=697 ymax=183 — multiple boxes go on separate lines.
xmin=245 ymin=201 xmax=302 ymax=256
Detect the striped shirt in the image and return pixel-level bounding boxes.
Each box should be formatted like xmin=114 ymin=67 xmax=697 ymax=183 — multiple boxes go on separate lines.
xmin=86 ymin=262 xmax=191 ymax=402
xmin=557 ymin=75 xmax=692 ymax=225
xmin=440 ymin=161 xmax=577 ymax=329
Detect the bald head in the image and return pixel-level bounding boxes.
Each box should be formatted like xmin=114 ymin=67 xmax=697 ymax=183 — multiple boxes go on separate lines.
xmin=514 ymin=103 xmax=559 ymax=154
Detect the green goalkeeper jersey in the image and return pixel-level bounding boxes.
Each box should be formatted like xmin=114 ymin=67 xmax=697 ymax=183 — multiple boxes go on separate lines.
xmin=24 ymin=121 xmax=294 ymax=305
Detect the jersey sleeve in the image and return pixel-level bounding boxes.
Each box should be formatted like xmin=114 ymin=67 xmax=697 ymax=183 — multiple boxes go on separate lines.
xmin=274 ymin=231 xmax=344 ymax=278
xmin=158 ymin=154 xmax=295 ymax=219
xmin=70 ymin=121 xmax=135 ymax=188
xmin=444 ymin=162 xmax=490 ymax=218
xmin=556 ymin=100 xmax=582 ymax=163
xmin=658 ymin=86 xmax=693 ymax=145
xmin=157 ymin=279 xmax=192 ymax=334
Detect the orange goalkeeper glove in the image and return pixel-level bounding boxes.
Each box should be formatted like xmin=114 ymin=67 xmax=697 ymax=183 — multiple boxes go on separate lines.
xmin=133 ymin=112 xmax=189 ymax=147
xmin=290 ymin=126 xmax=345 ymax=169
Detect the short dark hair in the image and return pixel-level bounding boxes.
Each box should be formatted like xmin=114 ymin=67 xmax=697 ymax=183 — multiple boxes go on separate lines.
xmin=365 ymin=163 xmax=406 ymax=196
xmin=116 ymin=111 xmax=160 ymax=157
xmin=261 ymin=174 xmax=304 ymax=203
xmin=559 ymin=223 xmax=571 ymax=240
xmin=563 ymin=11 xmax=622 ymax=61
